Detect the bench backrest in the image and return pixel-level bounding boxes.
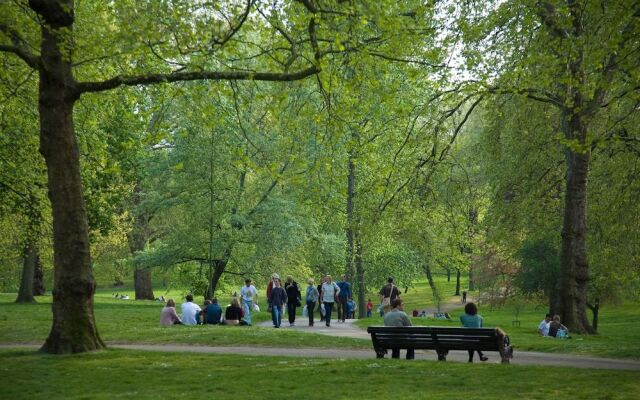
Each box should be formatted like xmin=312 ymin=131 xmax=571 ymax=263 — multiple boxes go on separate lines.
xmin=367 ymin=326 xmax=501 ymax=351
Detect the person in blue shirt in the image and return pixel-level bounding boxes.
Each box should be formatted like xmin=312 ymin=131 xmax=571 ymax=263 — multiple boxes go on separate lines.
xmin=336 ymin=274 xmax=352 ymax=322
xmin=460 ymin=302 xmax=488 ymax=362
xmin=204 ymin=298 xmax=223 ymax=324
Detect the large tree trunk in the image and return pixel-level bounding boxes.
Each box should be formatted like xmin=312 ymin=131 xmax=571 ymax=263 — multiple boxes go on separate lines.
xmin=16 ymin=242 xmax=37 ymax=303
xmin=36 ymin=10 xmax=104 ymax=353
xmin=558 ymin=111 xmax=594 ymax=333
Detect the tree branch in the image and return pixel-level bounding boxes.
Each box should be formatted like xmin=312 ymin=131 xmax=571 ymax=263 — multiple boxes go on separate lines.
xmin=0 ymin=21 xmax=41 ymax=69
xmin=76 ymin=65 xmax=320 ymax=94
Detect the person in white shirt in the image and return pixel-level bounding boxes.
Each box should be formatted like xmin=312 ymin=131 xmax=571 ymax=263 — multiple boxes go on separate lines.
xmin=240 ymin=279 xmax=258 ymax=325
xmin=320 ymin=275 xmax=340 ymax=327
xmin=538 ymin=313 xmax=552 ymax=336
xmin=181 ymin=294 xmax=201 ymax=325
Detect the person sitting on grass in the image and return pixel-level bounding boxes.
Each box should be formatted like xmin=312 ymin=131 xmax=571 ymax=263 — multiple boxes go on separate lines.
xmin=181 ymin=294 xmax=201 ymax=326
xmin=538 ymin=313 xmax=552 ymax=336
xmin=204 ymin=298 xmax=223 ymax=325
xmin=160 ymin=299 xmax=182 ymax=326
xmin=548 ymin=315 xmax=570 ymax=338
xmin=224 ymin=297 xmax=244 ymax=326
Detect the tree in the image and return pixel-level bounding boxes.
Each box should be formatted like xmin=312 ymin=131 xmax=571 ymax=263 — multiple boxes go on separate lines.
xmin=460 ymin=0 xmax=640 ymax=333
xmin=0 ymin=0 xmax=328 ymax=354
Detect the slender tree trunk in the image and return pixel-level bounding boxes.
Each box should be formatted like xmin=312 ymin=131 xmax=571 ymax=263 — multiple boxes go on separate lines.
xmin=446 ymin=269 xmax=450 ymax=282
xmin=33 ymin=253 xmax=45 ymax=296
xmin=208 ymin=259 xmax=227 ymax=299
xmin=355 ymin=230 xmax=365 ymax=319
xmin=128 ymin=184 xmax=154 ymax=300
xmin=345 ymin=154 xmax=356 ymax=280
xmin=454 ymin=270 xmax=461 ymax=296
xmin=37 ymin=11 xmax=104 ymax=353
xmin=16 ymin=243 xmax=37 ymax=303
xmin=468 ymin=267 xmax=475 ymax=291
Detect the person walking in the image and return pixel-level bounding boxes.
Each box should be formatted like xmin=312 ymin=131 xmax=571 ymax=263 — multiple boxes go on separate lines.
xmin=460 ymin=302 xmax=488 ymax=362
xmin=336 ymin=274 xmax=352 ymax=322
xmin=269 ymin=278 xmax=288 ymax=328
xmin=305 ymin=278 xmax=319 ymax=327
xmin=383 ymin=298 xmax=414 ymax=359
xmin=240 ymin=278 xmax=258 ymax=325
xmin=317 ymin=276 xmax=325 ymax=322
xmin=320 ymin=275 xmax=340 ymax=327
xmin=266 ymin=273 xmax=279 ymax=313
xmin=379 ymin=277 xmax=400 ymax=315
xmin=284 ymin=276 xmax=301 ymax=326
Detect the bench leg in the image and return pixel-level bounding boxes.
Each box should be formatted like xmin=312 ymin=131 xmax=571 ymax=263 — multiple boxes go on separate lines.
xmin=375 ymin=349 xmax=386 ymax=359
xmin=436 ymin=350 xmax=447 ymax=361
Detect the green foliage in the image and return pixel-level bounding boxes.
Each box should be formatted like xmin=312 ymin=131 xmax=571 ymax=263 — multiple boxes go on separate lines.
xmin=515 ymin=238 xmax=561 ymax=308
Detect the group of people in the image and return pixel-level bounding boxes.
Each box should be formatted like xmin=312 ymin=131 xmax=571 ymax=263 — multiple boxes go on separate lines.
xmin=160 ymin=275 xmax=409 ymax=328
xmin=265 ymin=273 xmax=354 ymax=328
xmin=538 ymin=313 xmax=570 ymax=338
xmin=160 ymin=278 xmax=260 ymax=327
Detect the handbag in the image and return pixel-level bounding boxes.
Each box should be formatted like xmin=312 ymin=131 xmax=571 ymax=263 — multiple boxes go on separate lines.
xmin=381 ymin=284 xmax=394 ymax=307
xmin=302 ymin=305 xmax=308 ymax=317
xmin=320 ymin=303 xmax=326 ymax=317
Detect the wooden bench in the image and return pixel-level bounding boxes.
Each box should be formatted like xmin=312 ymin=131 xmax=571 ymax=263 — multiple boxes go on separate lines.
xmin=366 ymin=326 xmax=513 ymax=364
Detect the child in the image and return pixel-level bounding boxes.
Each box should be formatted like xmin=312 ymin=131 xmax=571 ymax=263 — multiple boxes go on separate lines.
xmin=347 ymin=298 xmax=356 ymax=319
xmin=366 ymin=299 xmax=373 ymax=317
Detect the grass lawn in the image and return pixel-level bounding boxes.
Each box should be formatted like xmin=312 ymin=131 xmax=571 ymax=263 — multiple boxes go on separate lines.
xmin=0 ymin=292 xmax=369 ymax=349
xmin=358 ymin=280 xmax=640 ymax=360
xmin=1 ymin=348 xmax=639 ymax=400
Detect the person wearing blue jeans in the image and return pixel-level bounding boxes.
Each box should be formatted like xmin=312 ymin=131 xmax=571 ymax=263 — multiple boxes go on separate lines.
xmin=336 ymin=274 xmax=352 ymax=322
xmin=320 ymin=275 xmax=340 ymax=327
xmin=269 ymin=278 xmax=288 ymax=328
xmin=240 ymin=279 xmax=258 ymax=325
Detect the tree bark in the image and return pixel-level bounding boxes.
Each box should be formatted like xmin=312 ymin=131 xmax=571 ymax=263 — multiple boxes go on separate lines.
xmin=33 ymin=253 xmax=45 ymax=296
xmin=128 ymin=184 xmax=155 ymax=300
xmin=35 ymin=7 xmax=104 ymax=353
xmin=16 ymin=242 xmax=37 ymax=303
xmin=354 ymin=230 xmax=365 ymax=319
xmin=468 ymin=266 xmax=475 ymax=291
xmin=558 ymin=113 xmax=595 ymax=333
xmin=455 ymin=270 xmax=461 ymax=296
xmin=345 ymin=155 xmax=356 ymax=280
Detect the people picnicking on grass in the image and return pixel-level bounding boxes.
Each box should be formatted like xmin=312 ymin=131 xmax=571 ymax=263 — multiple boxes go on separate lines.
xmin=180 ymin=294 xmax=201 ymax=326
xmin=160 ymin=298 xmax=182 ymax=326
xmin=538 ymin=313 xmax=570 ymax=339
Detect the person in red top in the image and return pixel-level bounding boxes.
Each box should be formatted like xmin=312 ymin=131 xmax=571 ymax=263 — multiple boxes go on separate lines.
xmin=366 ymin=298 xmax=373 ymax=317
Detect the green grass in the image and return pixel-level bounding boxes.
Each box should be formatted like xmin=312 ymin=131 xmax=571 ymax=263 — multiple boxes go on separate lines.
xmin=0 ymin=293 xmax=369 ymax=349
xmin=1 ymin=348 xmax=638 ymax=400
xmin=357 ymin=302 xmax=640 ymax=360
xmin=3 ymin=276 xmax=640 ymax=360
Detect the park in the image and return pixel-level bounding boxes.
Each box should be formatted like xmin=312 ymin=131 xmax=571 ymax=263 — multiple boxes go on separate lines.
xmin=1 ymin=0 xmax=639 ymax=399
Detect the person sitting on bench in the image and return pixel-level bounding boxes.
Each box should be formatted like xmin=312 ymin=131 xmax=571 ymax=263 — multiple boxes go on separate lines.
xmin=383 ymin=298 xmax=414 ymax=360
